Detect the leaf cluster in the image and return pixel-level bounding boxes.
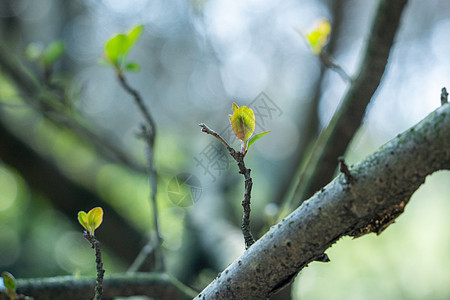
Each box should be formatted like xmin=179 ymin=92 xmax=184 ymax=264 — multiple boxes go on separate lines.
xmin=102 ymin=25 xmax=144 ymax=73
xmin=78 ymin=207 xmax=104 ymax=236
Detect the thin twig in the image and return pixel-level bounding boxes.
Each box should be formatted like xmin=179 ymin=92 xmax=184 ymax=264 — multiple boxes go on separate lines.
xmin=117 ymin=73 xmax=164 ymax=271
xmin=199 ymin=123 xmax=255 ymax=249
xmin=338 ymin=156 xmax=354 ymax=184
xmin=83 ymin=232 xmax=105 ymax=300
xmin=198 ymin=123 xmax=234 ymax=153
xmin=117 ymin=73 xmax=156 ymax=139
xmin=319 ymin=51 xmax=352 ymax=82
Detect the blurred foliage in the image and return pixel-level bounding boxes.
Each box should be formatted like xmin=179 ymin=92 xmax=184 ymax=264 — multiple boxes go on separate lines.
xmin=102 ymin=24 xmax=143 ymax=73
xmin=25 ymin=40 xmax=65 ymax=68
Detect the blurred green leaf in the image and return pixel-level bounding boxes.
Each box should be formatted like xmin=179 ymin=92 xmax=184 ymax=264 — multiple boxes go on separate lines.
xmin=42 ymin=40 xmax=65 ymax=66
xmin=231 ymin=106 xmax=255 ymax=142
xmin=1 ymin=272 xmax=16 ymax=291
xmin=125 ymin=25 xmax=144 ymax=54
xmin=247 ymin=131 xmax=270 ymax=151
xmin=105 ymin=33 xmax=128 ymax=68
xmin=125 ymin=62 xmax=141 ymax=72
xmin=306 ymin=19 xmax=331 ymax=54
xmin=104 ymin=25 xmax=144 ymax=71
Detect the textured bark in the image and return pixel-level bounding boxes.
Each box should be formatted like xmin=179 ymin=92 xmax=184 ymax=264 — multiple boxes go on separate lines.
xmin=0 ymin=273 xmax=197 ymax=300
xmin=195 ymin=104 xmax=450 ymax=299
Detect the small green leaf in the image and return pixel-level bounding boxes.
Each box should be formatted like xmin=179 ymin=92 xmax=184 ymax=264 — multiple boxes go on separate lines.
xmin=124 ymin=25 xmax=144 ymax=54
xmin=42 ymin=40 xmax=65 ymax=66
xmin=105 ymin=33 xmax=127 ymax=68
xmin=306 ymin=19 xmax=331 ymax=54
xmin=1 ymin=272 xmax=16 ymax=291
xmin=247 ymin=131 xmax=270 ymax=151
xmin=78 ymin=211 xmax=88 ymax=231
xmin=230 ymin=106 xmax=255 ymax=142
xmin=104 ymin=24 xmax=144 ymax=70
xmin=87 ymin=207 xmax=103 ymax=235
xmin=125 ymin=62 xmax=141 ymax=72
xmin=232 ymin=102 xmax=239 ymax=112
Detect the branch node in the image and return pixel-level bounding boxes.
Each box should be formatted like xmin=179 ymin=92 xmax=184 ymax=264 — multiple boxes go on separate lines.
xmin=313 ymin=253 xmax=330 ymax=263
xmin=441 ymin=87 xmax=448 ymax=105
xmin=319 ymin=51 xmax=352 ymax=82
xmin=338 ymin=157 xmax=354 ymax=184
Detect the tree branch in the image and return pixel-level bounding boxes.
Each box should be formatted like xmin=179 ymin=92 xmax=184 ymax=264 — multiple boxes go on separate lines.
xmin=83 ymin=232 xmax=105 ymax=300
xmin=0 ymin=273 xmax=197 ymax=300
xmin=195 ymin=103 xmax=450 ymax=299
xmin=117 ymin=73 xmax=164 ymax=272
xmin=285 ymin=0 xmax=409 ymax=210
xmin=199 ymin=123 xmax=256 ymax=248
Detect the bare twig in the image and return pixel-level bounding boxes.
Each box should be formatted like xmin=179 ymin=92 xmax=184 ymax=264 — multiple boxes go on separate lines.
xmin=199 ymin=123 xmax=255 ymax=249
xmin=198 ymin=123 xmax=234 ymax=152
xmin=117 ymin=73 xmax=164 ymax=271
xmin=319 ymin=51 xmax=352 ymax=82
xmin=83 ymin=232 xmax=105 ymax=300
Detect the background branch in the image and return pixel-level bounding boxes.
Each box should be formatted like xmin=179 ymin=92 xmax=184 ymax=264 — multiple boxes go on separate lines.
xmin=117 ymin=73 xmax=164 ymax=271
xmin=195 ymin=102 xmax=450 ymax=299
xmin=0 ymin=273 xmax=197 ymax=300
xmin=284 ymin=0 xmax=409 ymax=212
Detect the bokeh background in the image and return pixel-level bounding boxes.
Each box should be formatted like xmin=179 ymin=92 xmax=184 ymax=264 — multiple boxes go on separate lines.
xmin=0 ymin=0 xmax=450 ymax=299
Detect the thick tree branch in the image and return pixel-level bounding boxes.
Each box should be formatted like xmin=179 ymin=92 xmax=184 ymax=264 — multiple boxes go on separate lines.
xmin=286 ymin=0 xmax=409 ymax=209
xmin=196 ymin=103 xmax=450 ymax=299
xmin=0 ymin=273 xmax=197 ymax=300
